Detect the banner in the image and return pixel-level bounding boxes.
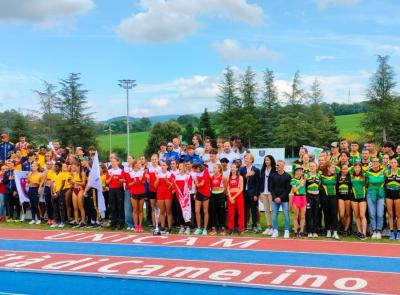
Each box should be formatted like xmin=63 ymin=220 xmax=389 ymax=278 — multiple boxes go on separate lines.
xmin=248 ymin=148 xmax=285 ymax=169
xmin=87 ymin=151 xmax=106 ymax=217
xmin=173 ymin=176 xmax=192 ymax=223
xmin=14 ymin=170 xmax=30 ymax=204
xmin=303 ymin=145 xmax=324 ymax=163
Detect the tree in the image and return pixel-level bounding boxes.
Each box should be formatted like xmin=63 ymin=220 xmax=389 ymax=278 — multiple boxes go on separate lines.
xmin=183 ymin=122 xmax=195 ymax=143
xmin=307 ymin=78 xmax=323 ymax=105
xmin=198 ymin=108 xmax=216 ymax=140
xmin=177 ymin=114 xmax=199 ymax=126
xmin=144 ymin=121 xmax=182 ymax=157
xmin=257 ymin=68 xmax=280 ymax=146
xmin=362 ymin=55 xmax=398 ymax=142
xmin=283 ymin=70 xmax=305 ymax=107
xmin=57 ymin=73 xmax=96 ymax=148
xmin=34 ymin=80 xmax=62 ymax=142
xmin=11 ymin=113 xmax=29 ymax=143
xmin=237 ymin=66 xmax=259 ymax=147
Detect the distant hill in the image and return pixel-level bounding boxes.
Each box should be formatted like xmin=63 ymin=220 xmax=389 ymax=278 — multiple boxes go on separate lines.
xmin=103 ymin=114 xmax=200 ymax=124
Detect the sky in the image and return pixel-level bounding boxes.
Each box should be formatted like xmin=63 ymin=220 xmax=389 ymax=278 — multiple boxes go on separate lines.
xmin=0 ymin=0 xmax=400 ymax=121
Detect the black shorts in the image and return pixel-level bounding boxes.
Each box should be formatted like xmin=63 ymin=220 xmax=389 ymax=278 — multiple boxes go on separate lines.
xmin=147 ymin=191 xmax=157 ymax=200
xmin=338 ymin=194 xmax=351 ymax=201
xmin=386 ymin=190 xmax=400 ymax=200
xmin=131 ymin=193 xmax=146 ymax=200
xmin=351 ymin=197 xmax=366 ymax=203
xmin=195 ymin=192 xmax=210 ymax=202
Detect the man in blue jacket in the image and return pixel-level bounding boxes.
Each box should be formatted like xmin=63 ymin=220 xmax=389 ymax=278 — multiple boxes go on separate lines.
xmin=0 ymin=133 xmax=15 ymax=164
xmin=165 ymin=142 xmax=180 ymax=167
xmin=184 ymin=145 xmax=203 ymax=164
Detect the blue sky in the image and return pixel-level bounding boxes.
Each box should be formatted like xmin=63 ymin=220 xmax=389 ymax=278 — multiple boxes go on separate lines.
xmin=0 ymin=0 xmax=399 ymax=120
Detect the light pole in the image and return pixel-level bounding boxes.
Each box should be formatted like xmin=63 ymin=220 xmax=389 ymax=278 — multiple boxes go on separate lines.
xmin=104 ymin=125 xmax=113 ymax=157
xmin=118 ymin=79 xmax=136 ymax=157
xmin=201 ymin=128 xmax=206 ymax=140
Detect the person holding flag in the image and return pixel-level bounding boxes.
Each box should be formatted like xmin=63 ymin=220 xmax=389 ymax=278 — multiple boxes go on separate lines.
xmin=173 ymin=162 xmax=192 ymax=235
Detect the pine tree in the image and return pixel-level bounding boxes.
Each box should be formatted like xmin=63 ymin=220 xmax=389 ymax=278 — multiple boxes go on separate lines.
xmin=258 ymin=68 xmax=280 ymax=146
xmin=11 ymin=114 xmax=28 ymax=143
xmin=57 ymin=73 xmax=96 ymax=148
xmin=184 ymin=122 xmax=195 ymax=143
xmin=198 ymin=108 xmax=216 ymax=140
xmin=237 ymin=66 xmax=259 ymax=147
xmin=362 ymin=55 xmax=398 ymax=142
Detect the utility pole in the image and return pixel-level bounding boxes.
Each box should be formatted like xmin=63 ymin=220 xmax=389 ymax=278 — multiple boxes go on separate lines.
xmin=105 ymin=125 xmax=113 ymax=157
xmin=118 ymin=79 xmax=136 ymax=157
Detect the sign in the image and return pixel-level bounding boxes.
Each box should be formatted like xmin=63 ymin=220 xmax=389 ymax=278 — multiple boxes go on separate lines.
xmin=14 ymin=170 xmax=30 ymax=204
xmin=248 ymin=148 xmax=285 ymax=169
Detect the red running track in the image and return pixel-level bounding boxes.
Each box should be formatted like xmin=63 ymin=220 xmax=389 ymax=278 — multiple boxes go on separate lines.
xmin=1 ymin=228 xmax=399 ymax=257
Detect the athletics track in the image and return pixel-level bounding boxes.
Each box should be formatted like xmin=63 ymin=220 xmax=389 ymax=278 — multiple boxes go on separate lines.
xmin=0 ymin=229 xmax=399 ymax=295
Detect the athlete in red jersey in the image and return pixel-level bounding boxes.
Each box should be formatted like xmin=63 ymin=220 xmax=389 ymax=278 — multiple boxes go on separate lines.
xmin=173 ymin=162 xmax=193 ymax=234
xmin=227 ymin=163 xmax=244 ymax=234
xmin=209 ymin=163 xmax=227 ymax=235
xmin=146 ymin=154 xmax=161 ymax=227
xmin=155 ymin=162 xmax=174 ymax=233
xmin=127 ymin=160 xmax=146 ymax=232
xmin=106 ymin=157 xmax=126 ymax=230
xmin=193 ymin=163 xmax=211 ymax=235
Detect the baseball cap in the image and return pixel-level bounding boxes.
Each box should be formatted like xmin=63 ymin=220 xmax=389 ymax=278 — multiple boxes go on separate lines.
xmin=167 ymin=142 xmax=174 ymax=147
xmin=294 ymin=166 xmax=304 ymax=171
xmin=331 ymin=142 xmax=338 ymax=148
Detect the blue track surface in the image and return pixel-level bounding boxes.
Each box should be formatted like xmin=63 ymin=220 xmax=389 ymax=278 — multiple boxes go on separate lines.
xmin=0 ymin=239 xmax=398 ymax=273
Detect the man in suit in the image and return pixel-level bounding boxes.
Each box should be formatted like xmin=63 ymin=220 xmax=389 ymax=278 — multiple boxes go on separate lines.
xmin=240 ymin=153 xmax=261 ymax=233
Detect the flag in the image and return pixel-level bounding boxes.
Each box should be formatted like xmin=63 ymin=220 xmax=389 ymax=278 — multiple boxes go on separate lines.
xmin=14 ymin=170 xmax=30 ymax=204
xmin=87 ymin=151 xmax=106 ymax=217
xmin=174 ymin=175 xmax=192 ymax=223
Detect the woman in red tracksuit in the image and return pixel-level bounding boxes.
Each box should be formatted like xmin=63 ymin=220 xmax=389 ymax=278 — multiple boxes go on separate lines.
xmin=227 ymin=163 xmax=244 ymax=234
xmin=155 ymin=161 xmax=174 ymax=234
xmin=173 ymin=162 xmax=193 ymax=235
xmin=106 ymin=157 xmax=126 ymax=230
xmin=193 ymin=162 xmax=211 ymax=235
xmin=127 ymin=160 xmax=146 ymax=232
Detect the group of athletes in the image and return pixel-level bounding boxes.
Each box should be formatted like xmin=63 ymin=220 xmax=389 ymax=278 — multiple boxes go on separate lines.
xmin=1 ymin=132 xmax=400 ymax=240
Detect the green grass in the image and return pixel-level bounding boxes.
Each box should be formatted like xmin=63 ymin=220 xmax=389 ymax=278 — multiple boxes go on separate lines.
xmin=97 ymin=131 xmax=149 ymax=158
xmin=334 ymin=113 xmax=365 ymax=139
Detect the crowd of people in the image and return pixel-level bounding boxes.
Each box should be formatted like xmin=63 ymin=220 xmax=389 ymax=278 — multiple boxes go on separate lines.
xmin=1 ymin=132 xmax=400 ymax=241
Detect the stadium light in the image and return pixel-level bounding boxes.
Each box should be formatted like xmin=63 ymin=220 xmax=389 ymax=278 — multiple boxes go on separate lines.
xmin=118 ymin=79 xmax=136 ymax=157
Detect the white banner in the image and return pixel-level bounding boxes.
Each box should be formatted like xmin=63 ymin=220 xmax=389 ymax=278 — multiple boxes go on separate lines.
xmin=87 ymin=151 xmax=106 ymax=217
xmin=248 ymin=148 xmax=285 ymax=169
xmin=14 ymin=170 xmax=30 ymax=204
xmin=303 ymin=145 xmax=324 ymax=162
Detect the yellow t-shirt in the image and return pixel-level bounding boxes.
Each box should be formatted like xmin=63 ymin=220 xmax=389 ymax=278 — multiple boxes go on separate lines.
xmin=61 ymin=171 xmax=73 ymax=189
xmin=72 ymin=172 xmax=85 ymax=187
xmin=37 ymin=154 xmax=45 ymax=170
xmin=52 ymin=173 xmax=64 ymax=193
xmin=28 ymin=172 xmax=41 ymax=185
xmin=46 ymin=170 xmax=55 ymax=183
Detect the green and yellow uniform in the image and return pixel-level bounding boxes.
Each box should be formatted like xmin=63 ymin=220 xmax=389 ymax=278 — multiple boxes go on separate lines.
xmin=365 ymin=169 xmax=385 ymax=201
xmin=351 ymin=175 xmax=366 ymax=201
xmin=305 ymin=172 xmax=321 ymax=194
xmin=361 ymin=161 xmax=370 ymax=172
xmin=291 ymin=177 xmax=306 ymax=195
xmin=385 ymin=169 xmax=400 ymax=200
xmin=349 ymin=151 xmax=361 ymax=166
xmin=321 ymin=174 xmax=337 ymax=196
xmin=337 ymin=175 xmax=352 ymax=200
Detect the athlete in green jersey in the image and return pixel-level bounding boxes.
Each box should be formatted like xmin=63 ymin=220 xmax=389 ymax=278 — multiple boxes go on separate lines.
xmin=291 ymin=166 xmax=307 ymax=238
xmin=337 ymin=165 xmax=352 ymax=234
xmin=305 ymin=162 xmax=321 ymax=238
xmin=365 ymin=157 xmax=385 ymax=239
xmin=385 ymin=158 xmax=400 ymax=240
xmin=321 ymin=163 xmax=339 ymax=239
xmin=349 ymin=142 xmax=362 ymax=166
xmin=350 ymin=163 xmax=367 ymax=240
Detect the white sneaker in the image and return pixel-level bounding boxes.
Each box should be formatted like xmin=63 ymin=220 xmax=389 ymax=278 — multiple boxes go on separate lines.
xmin=202 ymin=229 xmax=208 ymax=236
xmin=307 ymin=233 xmax=313 ymax=238
xmin=371 ymin=231 xmax=377 ymax=239
xmin=29 ymin=220 xmax=35 ymax=225
xmin=271 ymin=229 xmax=279 ymax=238
xmin=178 ymin=226 xmax=185 ymax=234
xmin=126 ymin=227 xmax=132 ymax=231
xmin=35 ymin=220 xmax=41 ymax=225
xmin=313 ymin=233 xmax=319 ymax=238
xmin=283 ymin=230 xmax=290 ymax=239
xmin=326 ymin=230 xmax=332 ymax=238
xmin=50 ymin=223 xmax=58 ymax=228
xmin=376 ymin=232 xmax=382 ymax=239
xmin=58 ymin=223 xmax=65 ymax=228
xmin=184 ymin=227 xmax=191 ymax=235
xmin=333 ymin=231 xmax=339 ymax=240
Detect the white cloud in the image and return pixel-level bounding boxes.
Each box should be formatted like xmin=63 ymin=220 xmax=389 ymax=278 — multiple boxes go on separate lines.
xmin=315 ymin=55 xmax=336 ymax=62
xmin=214 ymin=39 xmax=280 ymax=61
xmin=0 ymin=0 xmax=94 ymax=28
xmin=149 ymin=97 xmax=169 ymax=107
xmin=376 ymin=45 xmax=400 ymax=55
xmin=314 ymin=0 xmax=360 ymax=9
xmin=116 ymin=0 xmax=264 ymax=43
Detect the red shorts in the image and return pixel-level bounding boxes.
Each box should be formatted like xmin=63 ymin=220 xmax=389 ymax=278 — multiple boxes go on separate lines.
xmin=292 ymin=195 xmax=307 ymax=208
xmin=157 ymin=191 xmax=172 ymax=201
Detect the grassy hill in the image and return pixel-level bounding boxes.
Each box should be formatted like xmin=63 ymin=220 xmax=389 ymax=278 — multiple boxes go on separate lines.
xmin=96 ymin=131 xmax=149 ymax=158
xmin=334 ymin=113 xmax=365 ymax=139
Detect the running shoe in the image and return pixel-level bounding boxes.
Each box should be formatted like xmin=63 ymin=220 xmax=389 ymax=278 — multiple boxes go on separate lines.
xmin=202 ymin=229 xmax=208 ymax=236
xmin=178 ymin=226 xmax=185 ymax=235
xmin=371 ymin=231 xmax=377 ymax=239
xmin=292 ymin=232 xmax=298 ymax=239
xmin=360 ymin=233 xmax=367 ymax=241
xmin=253 ymin=226 xmax=260 ymax=234
xmin=299 ymin=232 xmax=306 ymax=239
xmin=333 ymin=231 xmax=339 ymax=240
xmin=209 ymin=228 xmax=217 ymax=236
xmin=58 ymin=223 xmax=65 ymax=228
xmin=184 ymin=227 xmax=191 ymax=235
xmin=160 ymin=228 xmax=168 ymax=235
xmin=29 ymin=220 xmax=36 ymax=225
xmin=326 ymin=230 xmax=332 ymax=238
xmin=283 ymin=230 xmax=290 ymax=239
xmin=376 ymin=231 xmax=382 ymax=240
xmin=35 ymin=220 xmax=41 ymax=225
xmin=313 ymin=233 xmax=319 ymax=238
xmin=307 ymin=233 xmax=313 ymax=238
xmin=389 ymin=232 xmax=396 ymax=240
xmin=194 ymin=228 xmax=203 ymax=235
xmin=396 ymin=232 xmax=400 ymax=240
xmin=220 ymin=229 xmax=226 ymax=236
xmin=50 ymin=223 xmax=58 ymax=228
xmin=271 ymin=230 xmax=279 ymax=238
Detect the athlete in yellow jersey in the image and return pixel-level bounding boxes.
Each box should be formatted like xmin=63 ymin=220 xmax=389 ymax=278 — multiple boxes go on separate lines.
xmin=27 ymin=162 xmax=42 ymax=224
xmin=71 ymin=162 xmax=87 ymax=227
xmin=51 ymin=162 xmax=66 ymax=228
